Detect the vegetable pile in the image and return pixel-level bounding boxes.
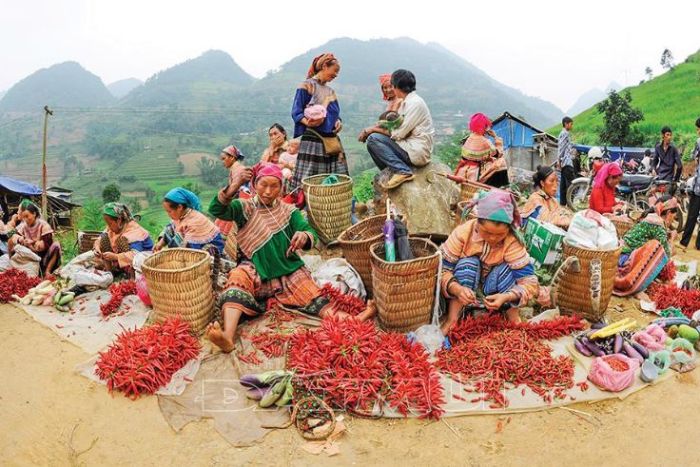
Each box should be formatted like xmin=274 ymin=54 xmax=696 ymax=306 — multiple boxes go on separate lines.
xmin=100 ymin=280 xmax=137 ymax=317
xmin=436 ymin=315 xmax=585 ymax=407
xmin=287 ymin=317 xmax=445 ymax=419
xmin=319 ymin=283 xmax=366 ymax=316
xmin=95 ymin=317 xmax=201 ymax=399
xmin=0 ymin=269 xmax=42 ymax=303
xmin=648 ymin=283 xmax=700 ymax=318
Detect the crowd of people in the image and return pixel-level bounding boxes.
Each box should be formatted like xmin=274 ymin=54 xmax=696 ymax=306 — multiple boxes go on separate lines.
xmin=2 ymin=51 xmax=700 ymax=355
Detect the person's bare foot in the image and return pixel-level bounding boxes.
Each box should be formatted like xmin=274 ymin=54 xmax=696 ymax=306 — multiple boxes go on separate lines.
xmin=505 ymin=308 xmax=522 ymax=323
xmin=356 ymin=299 xmax=377 ymax=322
xmin=440 ymin=318 xmax=457 ymax=336
xmin=206 ymin=321 xmax=235 ymax=353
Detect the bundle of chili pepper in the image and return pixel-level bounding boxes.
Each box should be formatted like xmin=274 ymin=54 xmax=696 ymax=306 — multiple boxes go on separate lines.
xmin=0 ymin=268 xmax=42 ymax=303
xmin=249 ymin=330 xmax=290 ymax=358
xmin=319 ymin=283 xmax=366 ymax=316
xmin=95 ymin=317 xmax=201 ymax=399
xmin=100 ymin=280 xmax=138 ymax=317
xmin=648 ymin=283 xmax=700 ymax=318
xmin=287 ymin=317 xmax=445 ymax=419
xmin=448 ymin=313 xmax=585 ymax=343
xmin=657 ymin=262 xmax=676 ymax=282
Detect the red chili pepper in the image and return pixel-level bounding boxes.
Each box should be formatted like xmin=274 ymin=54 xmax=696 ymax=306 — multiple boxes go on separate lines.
xmin=100 ymin=280 xmax=137 ymax=317
xmin=0 ymin=268 xmax=43 ymax=303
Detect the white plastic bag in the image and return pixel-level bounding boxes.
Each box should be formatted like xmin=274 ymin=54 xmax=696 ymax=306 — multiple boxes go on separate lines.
xmin=310 ymin=257 xmax=366 ymax=299
xmin=73 ymin=269 xmax=114 ymax=289
xmin=0 ymin=253 xmax=10 ymax=272
xmin=565 ymin=209 xmax=618 ymax=250
xmin=9 ymin=245 xmax=41 ymax=276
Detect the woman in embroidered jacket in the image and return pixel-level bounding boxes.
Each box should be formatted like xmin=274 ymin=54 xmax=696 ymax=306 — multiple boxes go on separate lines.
xmin=521 ymin=165 xmax=573 ymax=229
xmin=93 ymin=202 xmax=153 ymax=274
xmin=155 ymin=187 xmax=225 ymax=254
xmin=8 ymin=201 xmax=62 ymax=275
xmin=207 ymin=163 xmax=375 ymax=352
xmin=456 ymin=113 xmax=508 ymax=187
xmin=440 ymin=190 xmax=539 ymax=333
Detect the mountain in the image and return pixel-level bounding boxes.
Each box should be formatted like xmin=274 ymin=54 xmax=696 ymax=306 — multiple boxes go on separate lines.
xmin=0 ymin=61 xmax=114 ymax=112
xmin=0 ymin=90 xmax=5 ymax=100
xmin=248 ymin=37 xmax=563 ymax=129
xmin=562 ymin=49 xmax=700 ymax=148
xmin=120 ymin=50 xmax=255 ymax=107
xmin=567 ymin=82 xmax=622 ymax=116
xmin=107 ymin=78 xmax=143 ymax=98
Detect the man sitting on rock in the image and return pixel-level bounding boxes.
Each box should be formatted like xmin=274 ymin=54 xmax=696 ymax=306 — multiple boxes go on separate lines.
xmin=358 ymin=69 xmax=435 ymax=190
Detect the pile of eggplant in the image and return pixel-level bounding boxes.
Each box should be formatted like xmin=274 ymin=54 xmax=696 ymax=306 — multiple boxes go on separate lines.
xmin=239 ymin=370 xmax=293 ymax=408
xmin=574 ymin=319 xmax=649 ymax=364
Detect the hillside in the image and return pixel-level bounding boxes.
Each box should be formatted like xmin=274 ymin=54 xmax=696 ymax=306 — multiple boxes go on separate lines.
xmin=107 ymin=78 xmax=143 ymax=98
xmin=559 ymin=49 xmax=700 ymax=150
xmin=0 ymin=61 xmax=114 ymax=112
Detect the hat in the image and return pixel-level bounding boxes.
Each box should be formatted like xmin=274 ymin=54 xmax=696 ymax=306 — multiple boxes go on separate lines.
xmin=222 ymin=145 xmax=245 ymax=160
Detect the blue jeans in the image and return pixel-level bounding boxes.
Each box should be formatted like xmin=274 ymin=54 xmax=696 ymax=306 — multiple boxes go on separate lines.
xmin=366 ymin=133 xmax=412 ymax=175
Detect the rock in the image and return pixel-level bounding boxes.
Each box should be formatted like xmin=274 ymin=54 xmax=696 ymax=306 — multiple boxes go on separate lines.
xmin=373 ymin=161 xmax=459 ymax=237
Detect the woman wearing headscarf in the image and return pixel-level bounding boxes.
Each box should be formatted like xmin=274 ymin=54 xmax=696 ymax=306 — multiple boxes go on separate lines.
xmin=93 ymin=202 xmax=153 ymax=274
xmin=521 ymin=165 xmax=573 ymax=228
xmin=155 ymin=187 xmax=224 ymax=254
xmin=455 ymin=113 xmax=508 ymax=187
xmin=216 ymin=144 xmax=252 ymax=240
xmin=440 ymin=190 xmax=539 ymax=333
xmin=379 ymin=73 xmax=402 ymax=112
xmin=613 ymin=196 xmax=678 ymax=296
xmin=207 ymin=163 xmax=374 ymax=352
xmin=289 ymin=53 xmax=347 ymax=195
xmin=8 ymin=200 xmax=61 ymax=275
xmin=589 ymin=162 xmax=625 ymax=215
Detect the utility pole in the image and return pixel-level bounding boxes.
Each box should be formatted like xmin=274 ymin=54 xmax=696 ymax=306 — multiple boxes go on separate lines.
xmin=41 ymin=105 xmax=53 ymax=218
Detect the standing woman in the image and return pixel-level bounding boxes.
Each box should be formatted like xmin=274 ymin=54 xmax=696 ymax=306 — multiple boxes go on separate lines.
xmin=289 ymin=53 xmax=347 ymax=193
xmin=9 ymin=201 xmax=62 ymax=275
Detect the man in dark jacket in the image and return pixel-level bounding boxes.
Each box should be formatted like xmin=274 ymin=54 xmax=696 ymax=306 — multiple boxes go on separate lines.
xmin=652 ymin=126 xmax=683 ymax=183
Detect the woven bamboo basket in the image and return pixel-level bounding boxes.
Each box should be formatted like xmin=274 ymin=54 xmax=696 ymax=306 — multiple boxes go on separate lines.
xmin=141 ymin=248 xmax=214 ymax=335
xmin=302 ymin=174 xmax=353 ymax=243
xmin=454 ymin=200 xmax=479 ymax=228
xmin=224 ymin=222 xmax=238 ymax=261
xmin=610 ymin=217 xmax=635 ymax=239
xmin=77 ymin=230 xmax=102 ymax=254
xmin=337 ymin=215 xmax=385 ymax=296
xmin=370 ymin=238 xmax=440 ymax=332
xmin=460 ymin=180 xmax=493 ymax=202
xmin=557 ymin=242 xmax=621 ymax=322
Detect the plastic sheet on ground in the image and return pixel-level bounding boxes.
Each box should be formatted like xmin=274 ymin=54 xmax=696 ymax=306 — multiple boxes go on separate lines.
xmin=11 ymin=291 xmax=149 ymax=354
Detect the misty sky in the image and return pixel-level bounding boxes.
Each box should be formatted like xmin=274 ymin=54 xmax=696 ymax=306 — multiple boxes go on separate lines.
xmin=1 ymin=0 xmax=697 ymax=111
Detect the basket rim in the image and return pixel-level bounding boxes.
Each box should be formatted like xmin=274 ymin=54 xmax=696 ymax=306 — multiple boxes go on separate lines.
xmin=142 ymin=247 xmax=210 ymax=274
xmin=369 ymin=237 xmax=439 ymax=266
xmin=337 ymin=215 xmax=385 ymax=244
xmin=301 ymin=173 xmax=353 ymax=188
xmin=562 ymin=241 xmax=621 ymax=254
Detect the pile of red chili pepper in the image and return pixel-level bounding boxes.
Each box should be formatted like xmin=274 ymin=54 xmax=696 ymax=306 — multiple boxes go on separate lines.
xmin=100 ymin=280 xmax=137 ymax=317
xmin=657 ymin=262 xmax=677 ymax=282
xmin=287 ymin=317 xmax=445 ymax=419
xmin=319 ymin=283 xmax=365 ymax=316
xmin=0 ymin=268 xmax=42 ymax=303
xmin=435 ymin=315 xmax=584 ymax=408
xmin=249 ymin=330 xmax=290 ymax=358
xmin=648 ymin=283 xmax=700 ymax=318
xmin=95 ymin=317 xmax=201 ymax=399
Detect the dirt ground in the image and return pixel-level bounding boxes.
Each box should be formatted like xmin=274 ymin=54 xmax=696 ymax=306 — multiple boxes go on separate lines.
xmin=2 ymin=247 xmax=700 ymax=466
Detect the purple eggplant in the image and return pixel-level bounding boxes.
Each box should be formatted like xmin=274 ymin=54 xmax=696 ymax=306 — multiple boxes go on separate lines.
xmin=246 ymin=386 xmax=271 ymax=401
xmin=590 ymin=321 xmax=607 ymax=330
xmin=630 ymin=341 xmax=650 ymax=359
xmin=622 ymin=341 xmax=643 ymax=364
xmin=574 ymin=338 xmax=593 ymax=357
xmin=581 ymin=337 xmax=605 ymax=357
xmin=613 ymin=334 xmax=623 ymax=354
xmin=239 ymin=374 xmax=263 ymax=388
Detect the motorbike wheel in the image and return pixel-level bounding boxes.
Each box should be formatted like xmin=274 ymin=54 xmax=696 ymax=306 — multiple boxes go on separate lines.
xmin=567 ymin=179 xmax=590 ymax=211
xmin=674 ymin=208 xmax=684 ymax=233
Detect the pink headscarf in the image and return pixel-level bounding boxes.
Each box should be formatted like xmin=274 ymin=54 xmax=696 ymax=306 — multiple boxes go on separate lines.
xmin=593 ymin=162 xmax=623 ymax=189
xmin=469 ymin=113 xmax=492 ymax=136
xmin=379 ymin=74 xmax=392 ymax=100
xmin=255 ymin=162 xmax=283 ymax=184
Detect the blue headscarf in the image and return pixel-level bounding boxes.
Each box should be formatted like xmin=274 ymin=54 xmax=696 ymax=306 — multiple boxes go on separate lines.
xmin=164 ymin=187 xmax=201 ymax=211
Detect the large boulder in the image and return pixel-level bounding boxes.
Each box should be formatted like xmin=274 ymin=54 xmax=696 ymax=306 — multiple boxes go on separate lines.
xmin=373 ymin=161 xmax=459 ymax=237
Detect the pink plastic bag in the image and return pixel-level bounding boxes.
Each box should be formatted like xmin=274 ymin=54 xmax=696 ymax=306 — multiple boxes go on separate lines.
xmin=136 ymin=274 xmax=151 ymax=307
xmin=632 ymin=324 xmax=666 ymax=351
xmin=304 ymin=104 xmax=327 ymax=121
xmin=588 ymin=354 xmax=639 ymax=392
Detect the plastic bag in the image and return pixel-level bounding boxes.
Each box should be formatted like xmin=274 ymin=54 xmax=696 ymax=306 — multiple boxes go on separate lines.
xmin=588 ymin=354 xmax=639 ymax=392
xmin=565 ymin=209 xmax=618 ymax=250
xmin=0 ymin=253 xmax=10 ymax=272
xmin=632 ymin=325 xmax=666 ymax=351
xmin=136 ymin=274 xmax=152 ymax=307
xmin=670 ymin=337 xmax=696 ymax=364
xmin=73 ymin=269 xmax=113 ymax=289
xmin=309 ymin=257 xmax=366 ymax=299
xmin=8 ymin=245 xmax=41 ymax=277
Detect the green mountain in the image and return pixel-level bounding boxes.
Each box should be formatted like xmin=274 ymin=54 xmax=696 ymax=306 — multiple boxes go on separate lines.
xmin=107 ymin=78 xmax=143 ymax=98
xmin=247 ymin=37 xmax=562 ymax=129
xmin=120 ymin=50 xmax=255 ymax=107
xmin=559 ymin=49 xmax=700 ymax=151
xmin=0 ymin=61 xmax=114 ymax=112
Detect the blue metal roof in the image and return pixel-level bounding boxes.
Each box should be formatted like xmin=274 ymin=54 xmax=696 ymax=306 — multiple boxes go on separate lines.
xmin=574 ymin=145 xmax=652 ymax=161
xmin=0 ymin=176 xmax=42 ymax=196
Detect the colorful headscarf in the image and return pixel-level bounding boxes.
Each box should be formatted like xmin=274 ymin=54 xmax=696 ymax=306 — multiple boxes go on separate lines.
xmin=379 ymin=74 xmax=392 ymax=100
xmin=255 ymin=162 xmax=284 ymax=184
xmin=102 ymin=202 xmax=133 ymax=222
xmin=19 ymin=199 xmax=35 ymax=210
xmin=469 ymin=113 xmax=492 ymax=136
xmin=307 ymin=53 xmax=337 ymax=79
xmin=222 ymin=145 xmax=245 ymax=160
xmin=593 ymin=162 xmax=623 ymax=189
xmin=164 ymin=187 xmax=201 ymax=211
xmin=464 ymin=189 xmax=521 ymax=228
xmin=654 ymin=196 xmax=679 ymax=217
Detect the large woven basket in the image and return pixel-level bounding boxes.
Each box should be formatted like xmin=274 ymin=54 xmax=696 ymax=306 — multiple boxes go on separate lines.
xmin=302 ymin=174 xmax=353 ymax=243
xmin=370 ymin=238 xmax=440 ymax=332
xmin=556 ymin=242 xmax=621 ymax=322
xmin=460 ymin=180 xmax=492 ymax=202
xmin=141 ymin=248 xmax=214 ymax=335
xmin=337 ymin=215 xmax=385 ymax=297
xmin=610 ymin=217 xmax=634 ymax=239
xmin=77 ymin=230 xmax=102 ymax=254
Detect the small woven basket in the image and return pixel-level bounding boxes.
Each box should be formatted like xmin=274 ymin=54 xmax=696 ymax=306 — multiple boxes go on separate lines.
xmin=610 ymin=217 xmax=635 ymax=239
xmin=337 ymin=215 xmax=385 ymax=296
xmin=302 ymin=174 xmax=353 ymax=243
xmin=77 ymin=230 xmax=102 ymax=254
xmin=460 ymin=180 xmax=493 ymax=202
xmin=370 ymin=238 xmax=440 ymax=332
xmin=557 ymin=242 xmax=621 ymax=322
xmin=141 ymin=248 xmax=214 ymax=335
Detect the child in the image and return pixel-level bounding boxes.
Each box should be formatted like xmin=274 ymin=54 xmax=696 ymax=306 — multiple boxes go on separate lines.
xmin=279 ymin=139 xmax=299 ymax=180
xmin=377 ymin=110 xmax=403 ymax=132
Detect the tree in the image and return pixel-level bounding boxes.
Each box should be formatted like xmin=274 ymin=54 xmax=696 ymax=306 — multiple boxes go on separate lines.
xmin=78 ymin=199 xmax=105 ymax=231
xmin=596 ymin=90 xmax=645 ymax=146
xmin=102 ymin=183 xmax=121 ymax=203
xmin=645 ymin=66 xmax=653 ymax=81
xmin=660 ymin=49 xmax=675 ymax=71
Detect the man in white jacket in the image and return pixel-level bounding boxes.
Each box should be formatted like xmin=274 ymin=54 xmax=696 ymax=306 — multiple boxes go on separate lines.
xmin=359 ymin=69 xmax=435 ymax=190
